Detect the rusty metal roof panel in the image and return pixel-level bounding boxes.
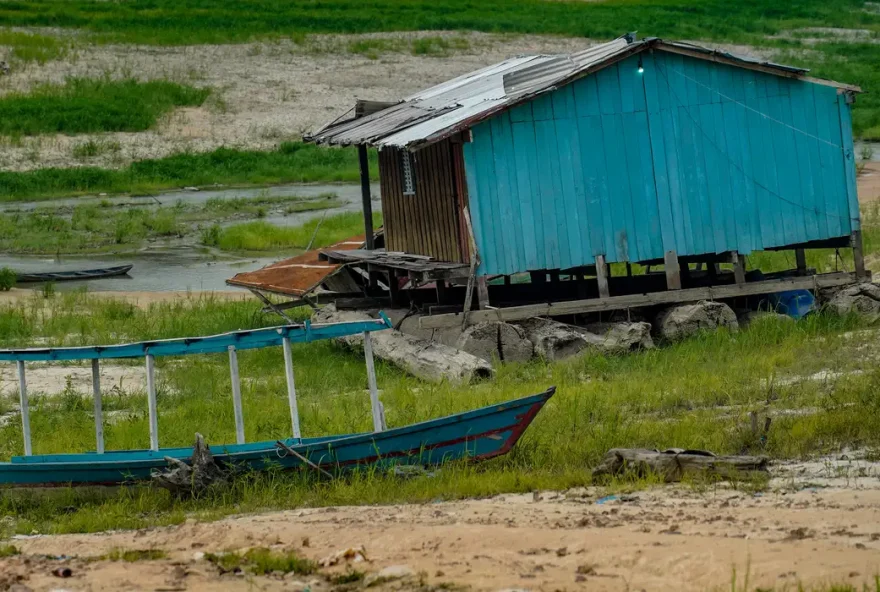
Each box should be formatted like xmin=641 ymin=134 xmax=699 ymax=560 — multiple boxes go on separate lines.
xmin=226 ymin=235 xmax=366 ymax=297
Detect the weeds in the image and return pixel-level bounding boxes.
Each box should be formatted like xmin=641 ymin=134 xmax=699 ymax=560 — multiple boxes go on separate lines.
xmin=0 ymin=29 xmax=71 ymax=65
xmin=0 ymin=78 xmax=210 ymax=136
xmin=205 ymin=548 xmax=316 ymax=575
xmin=72 ymin=139 xmax=122 ymax=160
xmin=103 ymin=548 xmax=167 ymax=562
xmin=0 ymin=266 xmax=15 ymax=291
xmin=0 ymin=194 xmax=341 ymax=254
xmin=0 ymin=143 xmax=377 ymax=202
xmin=0 ymin=544 xmax=19 ymax=558
xmin=209 ymin=211 xmax=382 ymax=252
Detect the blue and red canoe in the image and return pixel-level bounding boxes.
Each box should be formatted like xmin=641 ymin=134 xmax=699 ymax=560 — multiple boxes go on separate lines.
xmin=0 ymin=315 xmax=553 ymax=486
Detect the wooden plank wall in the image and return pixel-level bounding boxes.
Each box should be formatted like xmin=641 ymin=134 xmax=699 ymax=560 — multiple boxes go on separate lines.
xmin=379 ymin=140 xmax=465 ymax=263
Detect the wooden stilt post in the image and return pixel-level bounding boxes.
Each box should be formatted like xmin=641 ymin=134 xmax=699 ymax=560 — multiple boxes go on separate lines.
xmin=596 ymin=255 xmax=610 ymax=298
xmin=228 ymin=346 xmax=245 ymax=445
xmin=363 ymin=331 xmax=386 ymax=432
xmin=476 ymin=277 xmax=490 ymax=310
xmin=664 ymin=251 xmax=681 ymax=290
xmin=358 ymin=145 xmax=374 ymax=251
xmin=733 ymin=252 xmax=746 ymax=285
xmin=92 ymin=358 xmax=104 ymax=454
xmin=282 ymin=336 xmax=302 ymax=439
xmin=852 ymin=231 xmax=867 ymax=279
xmin=146 ymin=353 xmax=159 ymax=451
xmin=795 ymin=249 xmax=807 ymax=275
xmin=17 ymin=361 xmax=31 ymax=456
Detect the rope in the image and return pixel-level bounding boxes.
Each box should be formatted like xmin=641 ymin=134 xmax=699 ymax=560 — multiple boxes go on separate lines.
xmin=654 ymin=64 xmax=859 ymax=223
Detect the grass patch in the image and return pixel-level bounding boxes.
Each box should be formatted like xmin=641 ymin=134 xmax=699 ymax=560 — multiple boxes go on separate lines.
xmin=0 ymin=29 xmax=71 ymax=64
xmin=0 ymin=78 xmax=209 ymax=136
xmin=0 ymin=266 xmax=15 ymax=290
xmin=0 ymin=291 xmax=878 ymax=536
xmin=0 ymin=544 xmax=20 ymax=557
xmin=103 ymin=548 xmax=167 ymax=562
xmin=0 ymin=142 xmax=377 ymax=202
xmin=71 ymin=138 xmax=122 ymax=160
xmin=0 ymin=193 xmax=341 ymax=254
xmin=347 ymin=35 xmax=469 ymax=59
xmin=208 ymin=211 xmax=382 ymax=252
xmin=205 ymin=548 xmax=316 ymax=575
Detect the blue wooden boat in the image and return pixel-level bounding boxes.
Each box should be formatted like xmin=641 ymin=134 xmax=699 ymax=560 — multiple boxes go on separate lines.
xmin=0 ymin=313 xmax=553 ymax=487
xmin=15 ymin=264 xmax=133 ymax=283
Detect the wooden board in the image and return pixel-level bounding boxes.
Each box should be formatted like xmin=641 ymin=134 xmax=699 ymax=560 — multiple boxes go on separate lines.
xmin=418 ymin=271 xmax=859 ymax=329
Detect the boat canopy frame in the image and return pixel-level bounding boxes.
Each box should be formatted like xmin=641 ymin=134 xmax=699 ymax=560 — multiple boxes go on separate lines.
xmin=0 ymin=315 xmax=393 ymax=457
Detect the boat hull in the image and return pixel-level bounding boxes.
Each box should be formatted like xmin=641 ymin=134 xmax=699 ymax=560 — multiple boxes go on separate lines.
xmin=0 ymin=388 xmax=554 ymax=486
xmin=15 ymin=264 xmax=133 ymax=283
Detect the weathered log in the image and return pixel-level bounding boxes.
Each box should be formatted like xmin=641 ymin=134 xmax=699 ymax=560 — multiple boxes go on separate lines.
xmin=151 ymin=433 xmax=229 ymax=498
xmin=455 ymin=321 xmax=533 ymax=363
xmin=313 ymin=305 xmax=493 ymax=384
xmin=516 ymin=317 xmax=590 ymax=361
xmin=592 ymin=448 xmax=769 ymax=483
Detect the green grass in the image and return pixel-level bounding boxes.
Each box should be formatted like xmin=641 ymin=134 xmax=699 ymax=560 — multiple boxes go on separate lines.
xmin=0 ymin=544 xmax=20 ymax=558
xmin=103 ymin=548 xmax=167 ymax=562
xmin=0 ymin=29 xmax=71 ymax=64
xmin=205 ymin=548 xmax=316 ymax=575
xmin=0 ymin=78 xmax=209 ymax=136
xmin=0 ymin=142 xmax=378 ymax=202
xmin=0 ymin=193 xmax=342 ymax=254
xmin=0 ymin=291 xmax=877 ymax=536
xmin=209 ymin=211 xmax=382 ymax=252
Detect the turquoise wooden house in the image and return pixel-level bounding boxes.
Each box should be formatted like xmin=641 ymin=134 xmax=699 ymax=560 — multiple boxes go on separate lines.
xmin=306 ymin=34 xmax=865 ymax=317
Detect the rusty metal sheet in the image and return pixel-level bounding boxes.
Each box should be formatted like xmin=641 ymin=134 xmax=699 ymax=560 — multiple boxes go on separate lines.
xmin=226 ymin=235 xmax=365 ymax=297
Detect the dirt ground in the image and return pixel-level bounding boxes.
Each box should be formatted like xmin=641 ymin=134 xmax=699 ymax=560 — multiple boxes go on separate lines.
xmin=2 ymin=454 xmax=880 ymax=592
xmin=0 ymin=32 xmax=774 ymax=172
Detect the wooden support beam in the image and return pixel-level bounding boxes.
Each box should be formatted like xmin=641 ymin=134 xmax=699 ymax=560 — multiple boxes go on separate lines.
xmin=17 ymin=361 xmax=31 ymax=456
xmin=228 ymin=346 xmax=245 ymax=445
xmin=146 ymin=353 xmax=159 ymax=451
xmin=595 ymin=255 xmax=610 ymax=298
xmin=92 ymin=359 xmax=104 ymax=454
xmin=363 ymin=332 xmax=386 ymax=432
xmin=664 ymin=251 xmax=681 ymax=290
xmin=477 ymin=277 xmax=490 ymax=310
xmin=733 ymin=253 xmax=746 ymax=284
xmin=795 ymin=249 xmax=807 ymax=275
xmin=358 ymin=144 xmax=374 ymax=250
xmin=282 ymin=336 xmax=302 ymax=439
xmin=418 ymin=272 xmax=859 ymax=329
xmin=852 ymin=231 xmax=867 ymax=279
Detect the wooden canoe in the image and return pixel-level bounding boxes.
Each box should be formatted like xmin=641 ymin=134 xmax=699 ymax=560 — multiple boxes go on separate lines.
xmin=0 ymin=388 xmax=554 ymax=486
xmin=15 ymin=264 xmax=133 ymax=283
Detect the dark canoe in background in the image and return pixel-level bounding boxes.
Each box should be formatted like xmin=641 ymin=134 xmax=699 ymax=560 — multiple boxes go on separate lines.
xmin=15 ymin=264 xmax=133 ymax=283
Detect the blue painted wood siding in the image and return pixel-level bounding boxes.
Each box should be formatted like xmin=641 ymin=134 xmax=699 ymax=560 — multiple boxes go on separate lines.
xmin=463 ymin=52 xmax=859 ymax=275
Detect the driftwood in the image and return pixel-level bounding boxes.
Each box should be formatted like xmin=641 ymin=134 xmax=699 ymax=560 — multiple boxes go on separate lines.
xmin=314 ymin=305 xmax=493 ymax=383
xmin=592 ymin=448 xmax=769 ymax=483
xmin=151 ymin=433 xmax=230 ymax=498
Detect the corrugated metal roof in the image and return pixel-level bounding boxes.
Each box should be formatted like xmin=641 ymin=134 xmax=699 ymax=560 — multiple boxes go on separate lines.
xmin=306 ymin=35 xmax=855 ymax=151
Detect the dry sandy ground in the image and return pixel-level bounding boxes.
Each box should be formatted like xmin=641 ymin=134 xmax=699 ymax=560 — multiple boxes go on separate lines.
xmin=0 ymin=32 xmax=774 ymax=172
xmin=2 ymin=456 xmax=880 ymax=592
xmin=860 ymin=161 xmax=880 ymax=204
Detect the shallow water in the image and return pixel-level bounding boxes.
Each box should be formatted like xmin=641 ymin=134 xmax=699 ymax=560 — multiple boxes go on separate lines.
xmin=0 ymin=182 xmax=380 ymax=292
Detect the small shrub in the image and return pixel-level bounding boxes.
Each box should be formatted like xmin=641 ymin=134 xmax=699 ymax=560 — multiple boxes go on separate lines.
xmin=0 ymin=267 xmax=16 ymax=291
xmin=104 ymin=548 xmax=167 ymax=562
xmin=200 ymin=224 xmax=222 ymax=247
xmin=0 ymin=544 xmax=19 ymax=558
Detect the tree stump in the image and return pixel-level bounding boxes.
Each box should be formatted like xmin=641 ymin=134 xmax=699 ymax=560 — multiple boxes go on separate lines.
xmin=151 ymin=433 xmax=230 ymax=498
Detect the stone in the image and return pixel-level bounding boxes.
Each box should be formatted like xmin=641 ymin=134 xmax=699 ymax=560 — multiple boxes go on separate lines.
xmin=824 ymin=282 xmax=880 ymax=323
xmin=736 ymin=310 xmax=795 ymax=328
xmin=581 ymin=321 xmax=654 ymax=353
xmin=456 ymin=322 xmax=534 ymax=363
xmin=654 ymin=301 xmax=739 ymax=341
xmin=516 ymin=317 xmax=590 ymax=361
